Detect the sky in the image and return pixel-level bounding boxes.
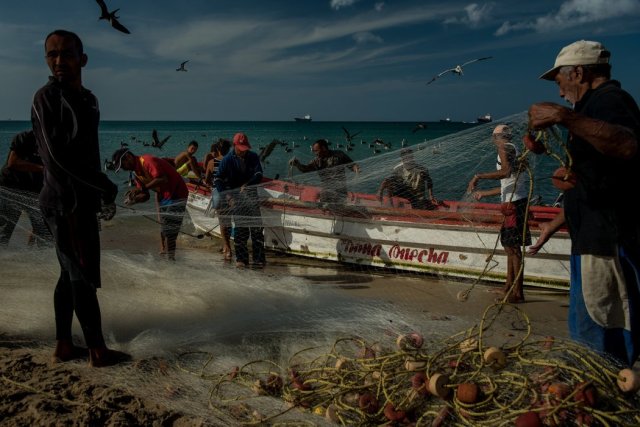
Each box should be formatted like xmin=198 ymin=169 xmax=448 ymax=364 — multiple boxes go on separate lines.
xmin=1 ymin=0 xmax=640 ymax=122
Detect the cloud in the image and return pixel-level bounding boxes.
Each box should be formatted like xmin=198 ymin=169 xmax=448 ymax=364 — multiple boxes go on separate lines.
xmin=496 ymin=0 xmax=640 ymax=35
xmin=444 ymin=3 xmax=494 ymax=27
xmin=353 ymin=31 xmax=383 ymax=44
xmin=330 ymin=0 xmax=360 ymax=11
xmin=374 ymin=2 xmax=385 ymax=12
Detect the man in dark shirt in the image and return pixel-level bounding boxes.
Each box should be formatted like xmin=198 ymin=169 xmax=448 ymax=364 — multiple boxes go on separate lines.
xmin=290 ymin=139 xmax=360 ymax=206
xmin=214 ymin=132 xmax=265 ymax=268
xmin=31 ymin=29 xmax=129 ymax=367
xmin=527 ymin=40 xmax=640 ymax=366
xmin=0 ymin=130 xmax=51 ymax=245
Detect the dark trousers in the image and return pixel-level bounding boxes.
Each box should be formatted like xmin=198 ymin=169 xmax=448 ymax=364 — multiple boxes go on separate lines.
xmin=232 ymin=190 xmax=265 ymax=265
xmin=43 ymin=207 xmax=105 ymax=348
xmin=234 ymin=226 xmax=265 ymax=264
xmin=0 ymin=189 xmax=51 ymax=245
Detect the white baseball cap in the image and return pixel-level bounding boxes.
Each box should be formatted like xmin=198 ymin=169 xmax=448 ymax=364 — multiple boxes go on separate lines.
xmin=540 ymin=40 xmax=610 ymax=80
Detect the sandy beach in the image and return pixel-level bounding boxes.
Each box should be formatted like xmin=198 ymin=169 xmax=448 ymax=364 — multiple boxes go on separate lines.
xmin=2 ymin=211 xmax=637 ymax=426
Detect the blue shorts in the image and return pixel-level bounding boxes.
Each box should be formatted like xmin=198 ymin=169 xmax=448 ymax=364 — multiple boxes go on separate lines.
xmin=569 ymin=247 xmax=640 ymax=366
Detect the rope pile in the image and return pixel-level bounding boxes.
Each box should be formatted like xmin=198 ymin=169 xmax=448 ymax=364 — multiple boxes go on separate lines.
xmin=177 ymin=303 xmax=640 ymax=426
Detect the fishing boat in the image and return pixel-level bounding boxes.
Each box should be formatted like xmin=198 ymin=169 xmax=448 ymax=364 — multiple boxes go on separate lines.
xmin=187 ymin=180 xmax=570 ymax=290
xmin=294 ymin=114 xmax=312 ymax=122
xmin=477 ymin=113 xmax=492 ymax=123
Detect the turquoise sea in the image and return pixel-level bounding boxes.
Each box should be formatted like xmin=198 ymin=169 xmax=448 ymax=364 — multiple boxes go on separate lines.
xmin=0 ymin=118 xmax=561 ymax=204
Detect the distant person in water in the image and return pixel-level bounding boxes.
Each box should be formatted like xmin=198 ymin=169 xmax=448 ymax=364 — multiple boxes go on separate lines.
xmin=377 ymin=148 xmax=439 ymax=210
xmin=174 ymin=140 xmax=202 ymax=180
xmin=0 ymin=130 xmax=52 ymax=246
xmin=289 ymin=139 xmax=360 ymax=207
xmin=112 ymin=148 xmax=188 ymax=261
xmin=31 ymin=29 xmax=129 ymax=367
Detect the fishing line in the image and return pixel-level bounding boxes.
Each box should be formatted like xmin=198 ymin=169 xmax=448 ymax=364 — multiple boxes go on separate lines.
xmin=115 ymin=203 xmax=219 ymax=239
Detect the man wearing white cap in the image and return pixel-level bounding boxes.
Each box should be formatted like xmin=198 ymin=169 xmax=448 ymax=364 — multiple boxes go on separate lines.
xmin=527 ymin=40 xmax=640 ymax=366
xmin=467 ymin=124 xmax=530 ymax=303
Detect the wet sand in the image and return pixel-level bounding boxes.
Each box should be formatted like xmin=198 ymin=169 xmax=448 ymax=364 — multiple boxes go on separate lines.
xmin=1 ymin=211 xmax=574 ymax=425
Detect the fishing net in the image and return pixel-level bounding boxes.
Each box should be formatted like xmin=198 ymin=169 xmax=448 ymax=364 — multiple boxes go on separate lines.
xmin=2 ymin=113 xmax=639 ymax=425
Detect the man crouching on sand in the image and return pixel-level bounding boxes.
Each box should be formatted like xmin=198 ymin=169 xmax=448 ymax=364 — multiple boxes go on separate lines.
xmin=31 ymin=29 xmax=130 ymax=367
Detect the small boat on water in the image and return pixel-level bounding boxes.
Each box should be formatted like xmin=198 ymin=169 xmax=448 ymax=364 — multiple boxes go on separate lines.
xmin=294 ymin=114 xmax=312 ymax=122
xmin=477 ymin=113 xmax=492 ymax=123
xmin=187 ymin=179 xmax=570 ymax=290
xmin=439 ymin=118 xmax=451 ymax=123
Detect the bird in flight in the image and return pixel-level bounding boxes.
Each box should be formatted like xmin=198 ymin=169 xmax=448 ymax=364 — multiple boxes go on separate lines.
xmin=151 ymin=129 xmax=171 ymax=149
xmin=426 ymin=56 xmax=492 ymax=85
xmin=176 ymin=61 xmax=189 ymax=72
xmin=342 ymin=126 xmax=361 ymax=143
xmin=412 ymin=123 xmax=427 ymax=133
xmin=96 ymin=0 xmax=130 ymax=34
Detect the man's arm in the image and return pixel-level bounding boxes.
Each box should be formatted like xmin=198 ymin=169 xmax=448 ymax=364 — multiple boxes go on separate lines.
xmin=529 ymin=102 xmax=637 ymax=159
xmin=32 ymin=89 xmax=117 ymax=203
xmin=467 ymin=145 xmax=512 ymax=193
xmin=7 ymin=151 xmax=44 ymax=173
xmin=527 ymin=210 xmax=566 ymax=255
xmin=472 ymin=187 xmax=501 ymax=201
xmin=290 ymin=158 xmax=316 ymax=173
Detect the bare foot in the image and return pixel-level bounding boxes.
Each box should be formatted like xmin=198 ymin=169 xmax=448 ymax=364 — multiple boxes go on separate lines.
xmin=89 ymin=347 xmax=132 ymax=368
xmin=52 ymin=340 xmax=89 ymax=364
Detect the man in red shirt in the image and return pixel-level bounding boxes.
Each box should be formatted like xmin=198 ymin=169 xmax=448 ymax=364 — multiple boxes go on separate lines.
xmin=111 ymin=148 xmax=188 ymax=260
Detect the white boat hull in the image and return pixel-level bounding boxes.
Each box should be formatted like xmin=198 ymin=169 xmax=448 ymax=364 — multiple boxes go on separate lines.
xmin=187 ymin=183 xmax=570 ymax=290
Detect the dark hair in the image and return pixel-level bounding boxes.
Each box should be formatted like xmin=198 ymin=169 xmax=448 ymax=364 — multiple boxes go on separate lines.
xmin=313 ymin=139 xmax=329 ymax=150
xmin=188 ymin=140 xmax=199 ymax=148
xmin=45 ymin=29 xmax=84 ymax=54
xmin=582 ymin=63 xmax=611 ymax=80
xmin=218 ymin=138 xmax=231 ymax=155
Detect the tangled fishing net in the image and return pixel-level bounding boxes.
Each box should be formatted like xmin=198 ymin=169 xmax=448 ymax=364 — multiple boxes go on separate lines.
xmin=175 ymin=302 xmax=640 ymax=426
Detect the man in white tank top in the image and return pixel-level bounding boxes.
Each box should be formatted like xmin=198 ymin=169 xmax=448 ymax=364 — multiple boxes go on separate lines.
xmin=466 ymin=124 xmax=531 ymax=303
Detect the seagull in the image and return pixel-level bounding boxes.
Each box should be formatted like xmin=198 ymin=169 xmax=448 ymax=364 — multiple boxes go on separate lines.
xmin=96 ymin=0 xmax=130 ymax=34
xmin=412 ymin=123 xmax=427 ymax=133
xmin=151 ymin=129 xmax=171 ymax=149
xmin=176 ymin=60 xmax=189 ymax=72
xmin=426 ymin=56 xmax=492 ymax=85
xmin=341 ymin=126 xmax=361 ymax=143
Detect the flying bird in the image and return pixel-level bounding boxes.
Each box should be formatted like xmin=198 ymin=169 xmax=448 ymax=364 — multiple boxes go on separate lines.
xmin=259 ymin=139 xmax=280 ymax=163
xmin=342 ymin=126 xmax=361 ymax=143
xmin=412 ymin=123 xmax=427 ymax=133
xmin=151 ymin=129 xmax=171 ymax=149
xmin=96 ymin=0 xmax=130 ymax=34
xmin=426 ymin=56 xmax=493 ymax=85
xmin=176 ymin=60 xmax=189 ymax=72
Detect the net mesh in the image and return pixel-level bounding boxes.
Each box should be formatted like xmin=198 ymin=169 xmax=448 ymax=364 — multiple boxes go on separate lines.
xmin=2 ymin=113 xmax=639 ymax=425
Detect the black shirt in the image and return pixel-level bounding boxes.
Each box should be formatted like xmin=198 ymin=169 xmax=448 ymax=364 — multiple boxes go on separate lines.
xmin=0 ymin=130 xmax=43 ymax=192
xmin=31 ymin=78 xmax=116 ymax=213
xmin=565 ymin=80 xmax=640 ymax=255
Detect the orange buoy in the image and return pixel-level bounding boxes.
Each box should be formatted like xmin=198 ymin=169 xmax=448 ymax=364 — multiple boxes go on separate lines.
xmin=574 ymin=381 xmax=598 ymax=407
xmin=551 ymin=167 xmax=577 ymax=191
xmin=358 ymin=392 xmax=379 ymax=414
xmin=411 ymin=372 xmax=429 ymax=395
xmin=383 ymin=402 xmax=406 ymax=421
xmin=547 ymin=382 xmax=570 ymax=400
xmin=523 ymin=133 xmax=545 ymax=154
xmin=456 ymin=382 xmax=480 ymax=404
xmin=515 ymin=411 xmax=543 ymax=427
